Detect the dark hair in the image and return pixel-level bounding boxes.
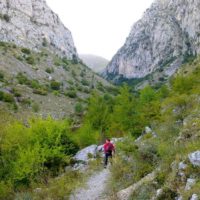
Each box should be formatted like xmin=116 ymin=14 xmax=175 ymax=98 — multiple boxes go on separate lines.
xmin=106 ymin=138 xmax=110 ymax=142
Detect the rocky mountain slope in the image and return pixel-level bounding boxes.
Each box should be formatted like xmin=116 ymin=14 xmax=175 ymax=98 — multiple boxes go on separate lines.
xmin=79 ymin=54 xmax=109 ymax=73
xmin=104 ymin=0 xmax=200 ymax=84
xmin=0 ymin=0 xmax=114 ymax=118
xmin=0 ymin=42 xmax=113 ymax=118
xmin=0 ymin=0 xmax=77 ymax=59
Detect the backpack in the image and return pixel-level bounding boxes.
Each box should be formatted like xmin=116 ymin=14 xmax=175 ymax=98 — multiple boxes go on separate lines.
xmin=106 ymin=143 xmax=113 ymax=152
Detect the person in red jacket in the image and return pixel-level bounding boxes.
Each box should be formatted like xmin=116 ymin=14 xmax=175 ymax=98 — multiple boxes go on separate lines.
xmin=103 ymin=138 xmax=115 ymax=168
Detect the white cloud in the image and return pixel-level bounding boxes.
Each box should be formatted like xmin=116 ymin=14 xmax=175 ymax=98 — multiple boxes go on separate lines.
xmin=46 ymin=0 xmax=154 ymax=60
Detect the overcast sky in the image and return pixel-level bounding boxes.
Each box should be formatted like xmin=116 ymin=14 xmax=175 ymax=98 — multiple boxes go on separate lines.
xmin=46 ymin=0 xmax=154 ymax=60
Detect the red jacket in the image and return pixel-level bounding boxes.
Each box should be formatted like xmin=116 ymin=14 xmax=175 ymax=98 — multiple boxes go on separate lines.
xmin=103 ymin=142 xmax=115 ymax=153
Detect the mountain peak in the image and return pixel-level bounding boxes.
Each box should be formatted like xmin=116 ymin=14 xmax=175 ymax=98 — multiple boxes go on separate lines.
xmin=104 ymin=0 xmax=200 ymax=82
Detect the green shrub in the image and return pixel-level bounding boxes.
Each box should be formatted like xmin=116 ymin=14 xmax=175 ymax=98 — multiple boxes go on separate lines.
xmin=21 ymin=98 xmax=31 ymax=106
xmin=26 ymin=56 xmax=35 ymax=65
xmin=65 ymin=90 xmax=77 ymax=98
xmin=81 ymin=79 xmax=90 ymax=86
xmin=16 ymin=73 xmax=30 ymax=85
xmin=50 ymin=81 xmax=61 ymax=90
xmin=0 ymin=71 xmax=4 ymax=81
xmin=33 ymin=89 xmax=47 ymax=96
xmin=32 ymin=102 xmax=40 ymax=112
xmin=75 ymin=103 xmax=84 ymax=114
xmin=157 ymin=187 xmax=177 ymax=200
xmin=3 ymin=93 xmax=15 ymax=103
xmin=62 ymin=57 xmax=69 ymax=65
xmin=45 ymin=67 xmax=54 ymax=74
xmin=0 ymin=91 xmax=4 ymax=101
xmin=0 ymin=117 xmax=79 ymax=189
xmin=3 ymin=14 xmax=10 ymax=22
xmin=72 ymin=54 xmax=78 ymax=64
xmin=21 ymin=48 xmax=31 ymax=55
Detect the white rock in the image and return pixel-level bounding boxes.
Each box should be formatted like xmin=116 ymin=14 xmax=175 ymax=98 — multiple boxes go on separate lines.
xmin=72 ymin=163 xmax=88 ymax=172
xmin=175 ymin=196 xmax=183 ymax=200
xmin=156 ymin=189 xmax=163 ymax=197
xmin=145 ymin=126 xmax=152 ymax=134
xmin=179 ymin=161 xmax=187 ymax=170
xmin=190 ymin=194 xmax=199 ymax=200
xmin=188 ymin=151 xmax=200 ymax=167
xmin=97 ymin=145 xmax=104 ymax=152
xmin=74 ymin=145 xmax=97 ymax=162
xmin=185 ymin=178 xmax=196 ymax=191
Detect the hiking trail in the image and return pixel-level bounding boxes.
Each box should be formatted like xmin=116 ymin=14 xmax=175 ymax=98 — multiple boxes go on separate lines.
xmin=70 ymin=168 xmax=111 ymax=200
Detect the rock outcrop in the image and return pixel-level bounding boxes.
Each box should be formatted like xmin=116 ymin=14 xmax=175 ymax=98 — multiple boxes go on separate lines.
xmin=104 ymin=0 xmax=200 ymax=81
xmin=0 ymin=0 xmax=77 ymax=59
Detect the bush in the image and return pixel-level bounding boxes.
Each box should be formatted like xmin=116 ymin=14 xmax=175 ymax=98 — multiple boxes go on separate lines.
xmin=3 ymin=93 xmax=15 ymax=103
xmin=3 ymin=14 xmax=10 ymax=22
xmin=65 ymin=90 xmax=77 ymax=98
xmin=26 ymin=56 xmax=35 ymax=65
xmin=0 ymin=71 xmax=4 ymax=81
xmin=74 ymin=103 xmax=84 ymax=114
xmin=0 ymin=117 xmax=79 ymax=189
xmin=50 ymin=81 xmax=61 ymax=90
xmin=157 ymin=187 xmax=177 ymax=200
xmin=33 ymin=89 xmax=47 ymax=96
xmin=32 ymin=102 xmax=40 ymax=112
xmin=0 ymin=91 xmax=4 ymax=101
xmin=81 ymin=79 xmax=90 ymax=86
xmin=45 ymin=68 xmax=54 ymax=74
xmin=21 ymin=48 xmax=31 ymax=55
xmin=16 ymin=73 xmax=30 ymax=85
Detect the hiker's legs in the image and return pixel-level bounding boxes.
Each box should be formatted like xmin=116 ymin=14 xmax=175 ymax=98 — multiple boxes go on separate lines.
xmin=104 ymin=153 xmax=109 ymax=167
xmin=104 ymin=153 xmax=112 ymax=167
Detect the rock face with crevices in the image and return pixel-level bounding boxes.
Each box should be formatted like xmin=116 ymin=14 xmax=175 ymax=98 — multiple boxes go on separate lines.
xmin=104 ymin=0 xmax=200 ymax=81
xmin=0 ymin=0 xmax=77 ymax=59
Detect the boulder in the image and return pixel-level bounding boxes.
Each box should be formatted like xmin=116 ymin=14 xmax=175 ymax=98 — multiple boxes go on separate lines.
xmin=190 ymin=194 xmax=199 ymax=200
xmin=185 ymin=178 xmax=196 ymax=191
xmin=74 ymin=145 xmax=97 ymax=162
xmin=188 ymin=151 xmax=200 ymax=167
xmin=72 ymin=163 xmax=88 ymax=172
xmin=179 ymin=161 xmax=187 ymax=170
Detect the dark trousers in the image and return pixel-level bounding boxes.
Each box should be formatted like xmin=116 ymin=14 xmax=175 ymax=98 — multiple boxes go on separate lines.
xmin=104 ymin=152 xmax=112 ymax=166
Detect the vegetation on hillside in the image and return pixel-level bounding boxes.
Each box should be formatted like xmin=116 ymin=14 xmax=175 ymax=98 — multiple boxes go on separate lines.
xmin=1 ymin=42 xmax=200 ymax=199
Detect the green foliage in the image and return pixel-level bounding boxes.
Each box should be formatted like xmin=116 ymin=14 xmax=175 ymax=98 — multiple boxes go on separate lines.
xmin=72 ymin=54 xmax=79 ymax=64
xmin=21 ymin=48 xmax=31 ymax=55
xmin=3 ymin=14 xmax=10 ymax=22
xmin=16 ymin=72 xmax=30 ymax=85
xmin=0 ymin=91 xmax=15 ymax=103
xmin=50 ymin=81 xmax=61 ymax=90
xmin=3 ymin=93 xmax=15 ymax=103
xmin=74 ymin=103 xmax=84 ymax=114
xmin=45 ymin=67 xmax=54 ymax=74
xmin=65 ymin=90 xmax=77 ymax=98
xmin=81 ymin=79 xmax=90 ymax=86
xmin=26 ymin=56 xmax=35 ymax=65
xmin=0 ymin=117 xmax=78 ymax=191
xmin=32 ymin=102 xmax=40 ymax=112
xmin=72 ymin=123 xmax=100 ymax=148
xmin=0 ymin=71 xmax=4 ymax=81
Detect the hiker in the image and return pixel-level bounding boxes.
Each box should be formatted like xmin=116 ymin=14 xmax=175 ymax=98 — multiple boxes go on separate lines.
xmin=103 ymin=138 xmax=115 ymax=168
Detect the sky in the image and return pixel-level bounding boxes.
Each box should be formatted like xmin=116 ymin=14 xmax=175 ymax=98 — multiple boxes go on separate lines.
xmin=46 ymin=0 xmax=154 ymax=60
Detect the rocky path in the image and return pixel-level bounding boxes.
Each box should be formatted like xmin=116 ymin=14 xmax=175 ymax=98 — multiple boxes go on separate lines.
xmin=70 ymin=168 xmax=111 ymax=200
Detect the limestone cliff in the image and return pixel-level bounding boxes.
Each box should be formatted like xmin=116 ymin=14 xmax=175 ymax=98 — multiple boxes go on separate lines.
xmin=0 ymin=0 xmax=77 ymax=59
xmin=105 ymin=0 xmax=200 ymax=81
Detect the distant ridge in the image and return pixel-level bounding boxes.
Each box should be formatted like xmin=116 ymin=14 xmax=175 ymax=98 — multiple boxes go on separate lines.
xmin=80 ymin=54 xmax=109 ymax=73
